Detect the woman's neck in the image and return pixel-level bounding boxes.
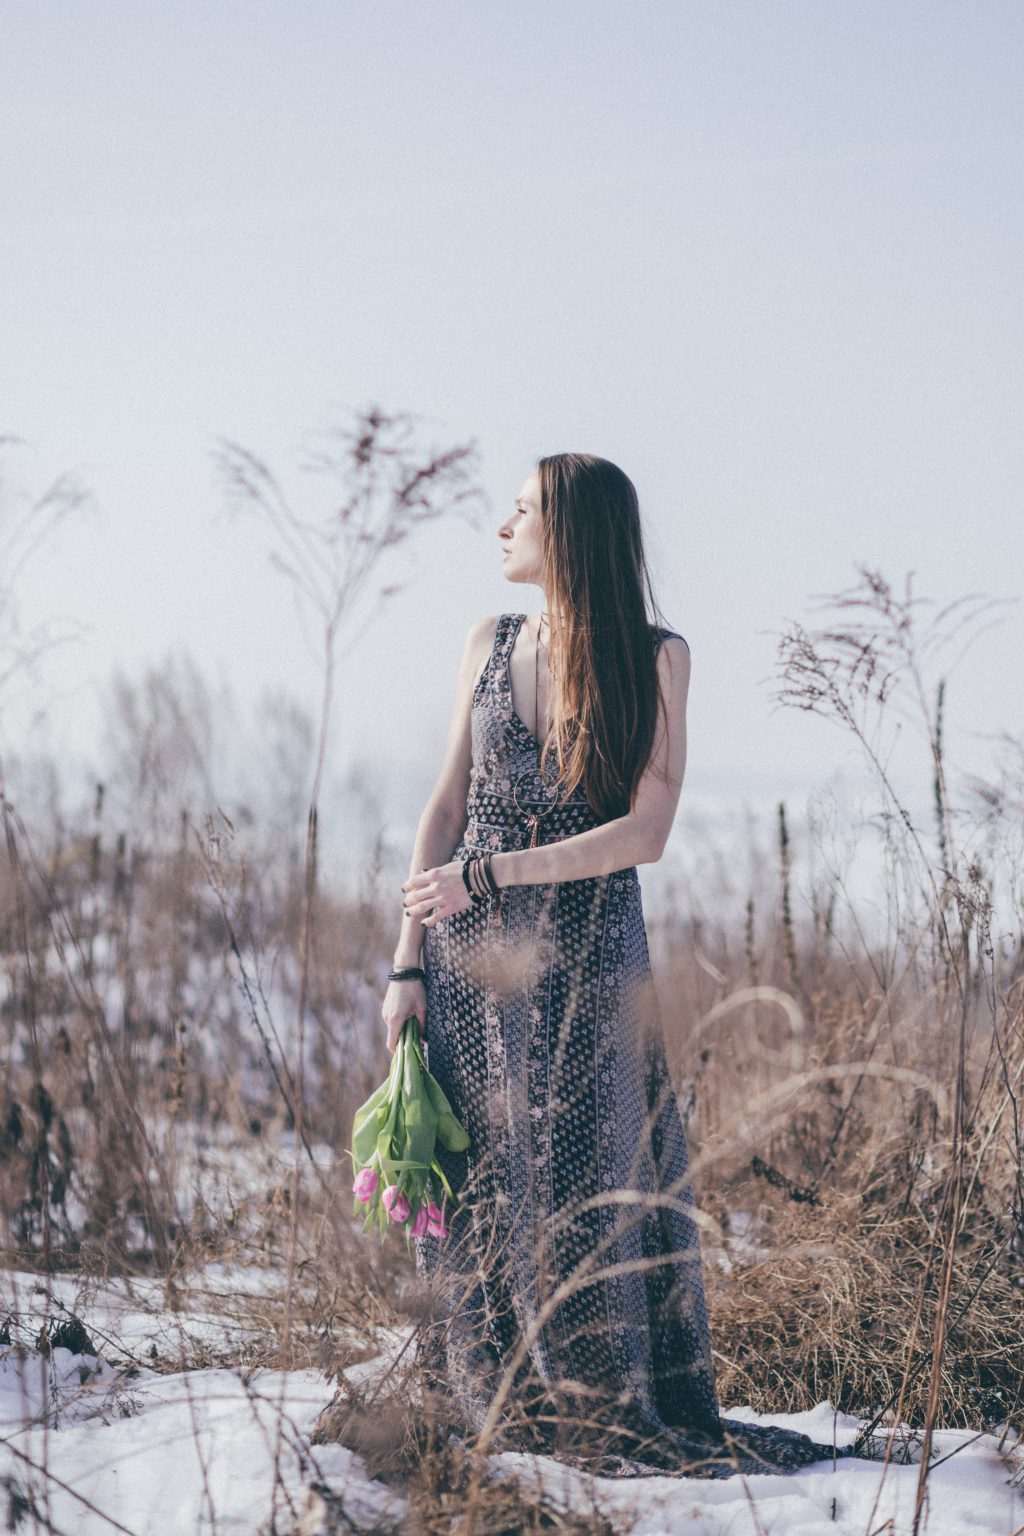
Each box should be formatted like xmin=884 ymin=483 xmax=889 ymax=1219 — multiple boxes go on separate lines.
xmin=539 ymin=596 xmax=561 ymax=636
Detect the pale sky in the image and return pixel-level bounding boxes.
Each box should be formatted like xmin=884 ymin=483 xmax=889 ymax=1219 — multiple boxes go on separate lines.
xmin=2 ymin=1 xmax=1022 ymax=855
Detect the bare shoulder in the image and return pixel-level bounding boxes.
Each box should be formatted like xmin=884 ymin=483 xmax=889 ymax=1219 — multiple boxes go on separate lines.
xmin=467 ymin=613 xmax=501 ymax=646
xmin=466 ymin=612 xmax=500 ymax=658
xmin=461 ymin=613 xmax=501 ymax=684
xmin=654 ymin=636 xmax=692 ymax=708
xmin=655 ymin=634 xmax=692 ymax=671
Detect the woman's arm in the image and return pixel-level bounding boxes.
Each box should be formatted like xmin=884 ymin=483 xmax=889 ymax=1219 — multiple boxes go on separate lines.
xmin=490 ymin=636 xmax=690 ymax=886
xmin=402 ymin=637 xmax=690 ymax=924
xmin=392 ymin=615 xmax=498 ymax=964
xmin=393 ymin=804 xmax=467 ymax=965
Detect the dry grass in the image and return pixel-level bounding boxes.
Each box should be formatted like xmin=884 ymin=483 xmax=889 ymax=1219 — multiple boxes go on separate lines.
xmin=1 ymin=442 xmax=1021 ymax=1529
xmin=707 ymin=1190 xmax=1023 ymax=1429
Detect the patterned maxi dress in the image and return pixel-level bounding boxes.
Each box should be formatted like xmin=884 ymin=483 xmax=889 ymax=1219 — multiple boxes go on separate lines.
xmin=414 ymin=612 xmax=842 ymax=1478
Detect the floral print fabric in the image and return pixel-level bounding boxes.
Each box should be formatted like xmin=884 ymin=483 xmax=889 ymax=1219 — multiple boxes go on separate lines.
xmin=414 ymin=613 xmax=841 ymax=1478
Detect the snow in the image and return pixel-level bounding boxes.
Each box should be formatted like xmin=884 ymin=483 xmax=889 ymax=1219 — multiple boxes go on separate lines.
xmin=488 ymin=1405 xmax=1023 ymax=1536
xmin=1 ymin=1267 xmax=1021 ymax=1535
xmin=0 ymin=1348 xmax=404 ymax=1534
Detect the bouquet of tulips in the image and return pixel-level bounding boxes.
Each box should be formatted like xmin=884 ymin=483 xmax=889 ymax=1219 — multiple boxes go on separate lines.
xmin=349 ymin=1016 xmax=470 ymax=1252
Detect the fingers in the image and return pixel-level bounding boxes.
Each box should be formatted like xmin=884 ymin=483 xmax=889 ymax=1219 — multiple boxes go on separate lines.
xmin=405 ymin=897 xmax=444 ymax=923
xmin=384 ymin=1023 xmax=426 ymax=1052
xmin=401 ymin=867 xmax=432 ymax=893
xmin=385 ymin=1019 xmax=411 ymax=1052
xmin=383 ymin=1006 xmax=427 ymax=1052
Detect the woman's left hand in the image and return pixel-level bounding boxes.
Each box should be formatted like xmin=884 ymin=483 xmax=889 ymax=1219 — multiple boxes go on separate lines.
xmin=402 ymin=861 xmax=474 ymax=926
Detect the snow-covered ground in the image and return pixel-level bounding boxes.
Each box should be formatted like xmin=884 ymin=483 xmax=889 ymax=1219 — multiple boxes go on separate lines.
xmin=1 ymin=1266 xmax=1020 ymax=1536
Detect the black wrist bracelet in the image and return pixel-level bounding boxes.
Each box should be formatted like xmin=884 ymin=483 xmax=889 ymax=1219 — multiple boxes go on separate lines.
xmin=462 ymin=857 xmax=485 ymax=904
xmin=388 ymin=965 xmax=426 ymax=982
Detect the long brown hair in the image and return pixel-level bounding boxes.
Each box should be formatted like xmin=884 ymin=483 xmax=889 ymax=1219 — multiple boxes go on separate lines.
xmin=535 ymin=453 xmax=674 ymax=821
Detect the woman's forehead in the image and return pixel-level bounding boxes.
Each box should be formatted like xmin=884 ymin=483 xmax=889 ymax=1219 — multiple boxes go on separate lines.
xmin=517 ymin=470 xmax=540 ymax=506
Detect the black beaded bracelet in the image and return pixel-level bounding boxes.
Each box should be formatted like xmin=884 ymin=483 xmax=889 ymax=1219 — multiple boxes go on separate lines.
xmin=471 ymin=853 xmax=499 ymax=896
xmin=470 ymin=857 xmax=488 ymax=900
xmin=460 ymin=858 xmax=483 ymax=904
xmin=388 ymin=965 xmax=426 ymax=982
xmin=462 ymin=854 xmax=502 ymax=903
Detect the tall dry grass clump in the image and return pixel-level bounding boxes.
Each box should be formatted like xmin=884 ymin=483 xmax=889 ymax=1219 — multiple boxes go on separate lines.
xmin=649 ymin=569 xmax=1023 ymax=1521
xmin=0 ymin=415 xmax=505 ymax=1530
xmin=1 ymin=410 xmax=485 ymax=1294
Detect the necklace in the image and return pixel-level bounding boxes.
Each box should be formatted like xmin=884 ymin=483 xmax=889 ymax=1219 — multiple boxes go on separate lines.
xmin=534 ymin=613 xmax=544 ymax=743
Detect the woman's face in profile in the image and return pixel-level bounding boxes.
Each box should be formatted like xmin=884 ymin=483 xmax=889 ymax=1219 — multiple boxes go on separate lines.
xmin=499 ymin=469 xmax=543 ymax=586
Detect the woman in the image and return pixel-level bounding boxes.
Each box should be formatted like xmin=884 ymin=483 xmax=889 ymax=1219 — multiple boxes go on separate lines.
xmin=383 ymin=454 xmax=842 ymax=1478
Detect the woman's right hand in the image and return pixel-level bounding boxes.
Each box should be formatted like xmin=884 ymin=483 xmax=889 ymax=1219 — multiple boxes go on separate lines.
xmin=382 ymin=979 xmax=426 ymax=1055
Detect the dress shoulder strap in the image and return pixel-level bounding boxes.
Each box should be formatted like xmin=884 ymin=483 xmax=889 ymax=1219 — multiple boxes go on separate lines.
xmin=650 ymin=623 xmax=689 ymax=653
xmin=481 ymin=613 xmax=522 ymax=681
xmin=496 ymin=612 xmax=524 ymax=649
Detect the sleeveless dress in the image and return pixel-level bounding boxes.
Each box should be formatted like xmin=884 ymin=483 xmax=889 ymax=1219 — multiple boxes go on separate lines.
xmin=414 ymin=613 xmax=842 ymax=1478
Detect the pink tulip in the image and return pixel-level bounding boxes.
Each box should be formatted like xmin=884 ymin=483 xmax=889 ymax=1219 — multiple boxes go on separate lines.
xmin=382 ymin=1184 xmax=411 ymax=1223
xmin=409 ymin=1203 xmax=430 ymax=1238
xmin=352 ymin=1167 xmax=379 ymax=1203
xmin=425 ymin=1200 xmax=448 ymax=1237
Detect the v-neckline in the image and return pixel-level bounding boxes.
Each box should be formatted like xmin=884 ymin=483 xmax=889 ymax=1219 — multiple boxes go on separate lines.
xmin=504 ymin=612 xmax=543 ymax=748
